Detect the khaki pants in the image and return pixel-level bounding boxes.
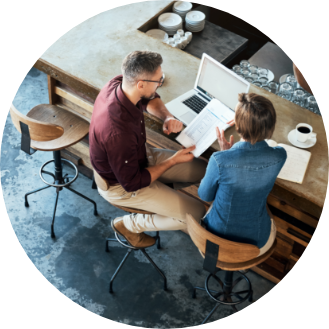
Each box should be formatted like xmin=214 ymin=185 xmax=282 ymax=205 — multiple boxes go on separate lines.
xmin=98 ymin=147 xmax=207 ymax=233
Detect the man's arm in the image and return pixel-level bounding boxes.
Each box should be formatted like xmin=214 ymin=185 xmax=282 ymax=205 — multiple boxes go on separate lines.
xmin=293 ymin=63 xmax=312 ymax=95
xmin=147 ymin=97 xmax=183 ymax=135
xmin=147 ymin=97 xmax=173 ymax=121
xmin=146 ymin=146 xmax=196 ymax=183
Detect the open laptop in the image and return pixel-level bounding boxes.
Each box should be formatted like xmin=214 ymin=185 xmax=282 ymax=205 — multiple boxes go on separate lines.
xmin=165 ymin=53 xmax=250 ymax=125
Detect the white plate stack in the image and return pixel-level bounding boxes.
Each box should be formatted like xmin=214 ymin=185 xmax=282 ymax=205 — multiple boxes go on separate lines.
xmin=172 ymin=1 xmax=192 ymax=21
xmin=185 ymin=11 xmax=206 ymax=32
xmin=158 ymin=12 xmax=183 ymax=36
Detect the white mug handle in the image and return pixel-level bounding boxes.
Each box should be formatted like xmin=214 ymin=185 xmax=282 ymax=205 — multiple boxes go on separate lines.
xmin=308 ymin=132 xmax=317 ymax=139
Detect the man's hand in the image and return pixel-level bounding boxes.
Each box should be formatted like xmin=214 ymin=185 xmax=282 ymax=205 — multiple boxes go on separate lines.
xmin=171 ymin=145 xmax=196 ymax=165
xmin=163 ymin=117 xmax=183 ymax=135
xmin=216 ymin=127 xmax=234 ymax=151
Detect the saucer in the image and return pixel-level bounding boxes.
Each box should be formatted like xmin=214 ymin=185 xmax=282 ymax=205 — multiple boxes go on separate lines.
xmin=288 ymin=129 xmax=316 ymax=148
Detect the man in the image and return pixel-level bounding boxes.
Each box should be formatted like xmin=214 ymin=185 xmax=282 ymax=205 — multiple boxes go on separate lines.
xmin=89 ymin=51 xmax=207 ymax=248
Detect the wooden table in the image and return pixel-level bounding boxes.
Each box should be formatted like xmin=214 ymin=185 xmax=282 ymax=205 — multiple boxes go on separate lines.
xmin=33 ymin=1 xmax=328 ymax=284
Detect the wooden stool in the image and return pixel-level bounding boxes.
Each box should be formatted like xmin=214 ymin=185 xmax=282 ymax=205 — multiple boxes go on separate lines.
xmin=10 ymin=104 xmax=98 ymax=238
xmin=92 ymin=170 xmax=167 ymax=294
xmin=186 ymin=214 xmax=276 ymax=324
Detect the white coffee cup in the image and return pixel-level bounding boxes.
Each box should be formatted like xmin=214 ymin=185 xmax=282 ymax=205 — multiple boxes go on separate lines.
xmin=185 ymin=31 xmax=192 ymax=43
xmin=295 ymin=123 xmax=316 ymax=143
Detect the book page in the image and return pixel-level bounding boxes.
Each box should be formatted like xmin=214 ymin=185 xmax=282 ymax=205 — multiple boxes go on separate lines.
xmin=277 ymin=144 xmax=311 ymax=184
xmin=176 ymin=99 xmax=235 ymax=158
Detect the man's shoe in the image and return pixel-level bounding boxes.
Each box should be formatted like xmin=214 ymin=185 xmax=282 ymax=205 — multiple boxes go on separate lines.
xmin=111 ymin=217 xmax=156 ymax=248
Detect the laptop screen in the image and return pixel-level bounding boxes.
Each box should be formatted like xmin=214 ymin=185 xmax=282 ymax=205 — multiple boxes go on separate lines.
xmin=196 ymin=56 xmax=249 ymax=110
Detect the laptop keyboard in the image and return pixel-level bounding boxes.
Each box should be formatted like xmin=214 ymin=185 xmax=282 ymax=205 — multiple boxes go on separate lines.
xmin=182 ymin=95 xmax=208 ymax=114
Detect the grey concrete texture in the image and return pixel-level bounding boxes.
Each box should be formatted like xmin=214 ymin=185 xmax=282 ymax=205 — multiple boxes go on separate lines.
xmin=0 ymin=68 xmax=275 ymax=327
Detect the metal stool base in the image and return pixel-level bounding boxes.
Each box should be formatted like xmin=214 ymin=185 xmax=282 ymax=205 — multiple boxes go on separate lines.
xmin=192 ymin=270 xmax=253 ymax=324
xmin=106 ymin=231 xmax=167 ymax=293
xmin=24 ymin=150 xmax=98 ymax=238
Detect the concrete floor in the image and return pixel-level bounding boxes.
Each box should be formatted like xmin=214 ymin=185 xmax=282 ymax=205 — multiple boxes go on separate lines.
xmin=0 ymin=67 xmax=275 ymax=328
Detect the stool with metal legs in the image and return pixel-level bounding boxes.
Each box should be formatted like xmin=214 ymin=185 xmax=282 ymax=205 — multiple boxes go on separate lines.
xmin=92 ymin=170 xmax=167 ymax=294
xmin=10 ymin=104 xmax=98 ymax=238
xmin=186 ymin=214 xmax=277 ymax=324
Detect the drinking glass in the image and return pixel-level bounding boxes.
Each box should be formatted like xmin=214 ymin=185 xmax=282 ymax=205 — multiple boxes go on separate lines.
xmin=252 ymin=81 xmax=262 ymax=87
xmin=258 ymin=68 xmax=269 ymax=78
xmin=258 ymin=77 xmax=269 ymax=86
xmin=241 ymin=68 xmax=251 ymax=77
xmin=233 ymin=65 xmax=242 ymax=74
xmin=285 ymin=74 xmax=297 ymax=89
xmin=278 ymin=82 xmax=293 ymax=101
xmin=262 ymin=86 xmax=271 ymax=92
xmin=244 ymin=77 xmax=254 ymax=83
xmin=177 ymin=29 xmax=185 ymax=37
xmin=292 ymin=88 xmax=306 ymax=107
xmin=249 ymin=65 xmax=258 ymax=74
xmin=248 ymin=73 xmax=259 ymax=81
xmin=268 ymin=81 xmax=279 ymax=94
xmin=236 ymin=73 xmax=244 ymax=78
xmin=306 ymin=96 xmax=320 ymax=114
xmin=240 ymin=60 xmax=250 ymax=68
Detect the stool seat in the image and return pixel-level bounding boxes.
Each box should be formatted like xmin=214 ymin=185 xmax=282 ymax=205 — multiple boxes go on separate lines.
xmin=27 ymin=104 xmax=89 ymax=151
xmin=198 ymin=240 xmax=277 ymax=271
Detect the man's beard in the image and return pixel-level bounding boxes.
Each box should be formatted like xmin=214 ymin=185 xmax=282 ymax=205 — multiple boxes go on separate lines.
xmin=141 ymin=92 xmax=156 ymax=101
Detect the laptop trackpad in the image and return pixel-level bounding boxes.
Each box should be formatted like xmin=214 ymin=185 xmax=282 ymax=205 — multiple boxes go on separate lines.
xmin=180 ymin=112 xmax=197 ymax=124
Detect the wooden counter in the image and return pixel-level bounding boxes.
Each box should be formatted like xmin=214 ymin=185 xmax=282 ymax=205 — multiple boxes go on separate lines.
xmin=33 ymin=1 xmax=328 ymax=284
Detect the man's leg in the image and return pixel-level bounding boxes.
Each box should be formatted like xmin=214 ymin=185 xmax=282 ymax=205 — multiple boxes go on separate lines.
xmin=99 ymin=180 xmax=206 ymax=233
xmin=100 ymin=146 xmax=207 ymax=246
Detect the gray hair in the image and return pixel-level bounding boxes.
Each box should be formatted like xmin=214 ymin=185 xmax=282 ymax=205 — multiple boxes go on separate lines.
xmin=121 ymin=51 xmax=163 ymax=86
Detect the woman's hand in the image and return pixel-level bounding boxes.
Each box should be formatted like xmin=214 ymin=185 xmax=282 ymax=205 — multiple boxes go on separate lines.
xmin=216 ymin=127 xmax=234 ymax=151
xmin=227 ymin=119 xmax=235 ymax=126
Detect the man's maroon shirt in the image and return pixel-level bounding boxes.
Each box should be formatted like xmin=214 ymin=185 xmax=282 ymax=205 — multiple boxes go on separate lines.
xmin=89 ymin=75 xmax=159 ymax=192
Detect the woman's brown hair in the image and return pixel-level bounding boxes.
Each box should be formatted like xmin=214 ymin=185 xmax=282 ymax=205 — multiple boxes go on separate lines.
xmin=235 ymin=93 xmax=276 ymax=144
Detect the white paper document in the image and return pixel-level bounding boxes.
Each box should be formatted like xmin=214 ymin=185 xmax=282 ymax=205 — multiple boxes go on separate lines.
xmin=176 ymin=99 xmax=235 ymax=157
xmin=266 ymin=139 xmax=311 ymax=184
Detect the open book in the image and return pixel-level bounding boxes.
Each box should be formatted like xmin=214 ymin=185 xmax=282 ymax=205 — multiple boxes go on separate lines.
xmin=266 ymin=139 xmax=311 ymax=184
xmin=176 ymin=99 xmax=235 ymax=158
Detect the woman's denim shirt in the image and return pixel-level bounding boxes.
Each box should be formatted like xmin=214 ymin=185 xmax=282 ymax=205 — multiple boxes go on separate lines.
xmin=198 ymin=141 xmax=287 ymax=248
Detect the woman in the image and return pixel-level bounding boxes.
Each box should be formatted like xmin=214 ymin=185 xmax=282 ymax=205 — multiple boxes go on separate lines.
xmin=198 ymin=93 xmax=287 ymax=256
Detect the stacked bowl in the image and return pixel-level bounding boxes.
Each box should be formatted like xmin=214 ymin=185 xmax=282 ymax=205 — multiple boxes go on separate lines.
xmin=158 ymin=13 xmax=183 ymax=36
xmin=172 ymin=1 xmax=192 ymax=21
xmin=185 ymin=11 xmax=206 ymax=32
xmin=146 ymin=29 xmax=169 ymax=43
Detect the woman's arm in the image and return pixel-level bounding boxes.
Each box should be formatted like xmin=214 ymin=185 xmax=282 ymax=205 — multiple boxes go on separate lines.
xmin=198 ymin=155 xmax=219 ymax=202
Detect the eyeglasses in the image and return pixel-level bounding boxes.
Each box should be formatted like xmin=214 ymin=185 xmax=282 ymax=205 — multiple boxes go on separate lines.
xmin=142 ymin=74 xmax=164 ymax=87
